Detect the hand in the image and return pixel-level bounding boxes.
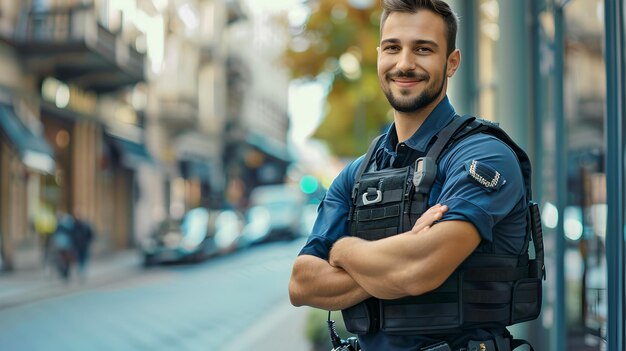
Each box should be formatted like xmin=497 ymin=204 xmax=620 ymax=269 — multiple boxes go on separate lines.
xmin=411 ymin=204 xmax=448 ymax=234
xmin=329 ymin=236 xmax=355 ymax=268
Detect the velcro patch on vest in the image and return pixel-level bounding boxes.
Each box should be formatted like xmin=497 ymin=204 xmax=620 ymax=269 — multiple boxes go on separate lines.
xmin=465 ymin=160 xmax=505 ymax=191
xmin=357 ymin=204 xmax=401 ymax=222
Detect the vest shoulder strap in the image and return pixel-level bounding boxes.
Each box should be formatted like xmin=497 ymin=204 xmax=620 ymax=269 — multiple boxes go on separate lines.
xmin=414 ymin=114 xmax=477 ymax=193
xmin=351 ymin=135 xmax=383 ymax=203
xmin=424 ymin=114 xmax=477 ymax=160
xmin=354 ymin=135 xmax=383 ymax=182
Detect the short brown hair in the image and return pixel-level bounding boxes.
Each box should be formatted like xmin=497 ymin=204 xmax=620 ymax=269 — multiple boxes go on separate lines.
xmin=380 ymin=0 xmax=458 ymax=56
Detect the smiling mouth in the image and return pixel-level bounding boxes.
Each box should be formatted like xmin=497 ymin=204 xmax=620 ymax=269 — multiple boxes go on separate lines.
xmin=393 ymin=78 xmax=424 ymax=82
xmin=392 ymin=79 xmax=425 ymax=87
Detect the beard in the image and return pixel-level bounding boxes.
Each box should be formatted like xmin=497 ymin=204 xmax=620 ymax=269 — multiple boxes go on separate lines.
xmin=381 ymin=63 xmax=447 ymax=113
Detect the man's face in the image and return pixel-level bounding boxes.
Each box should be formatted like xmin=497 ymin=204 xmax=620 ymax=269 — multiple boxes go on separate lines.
xmin=377 ymin=10 xmax=454 ymax=113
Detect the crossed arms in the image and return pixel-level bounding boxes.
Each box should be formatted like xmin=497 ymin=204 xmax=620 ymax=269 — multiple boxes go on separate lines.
xmin=288 ymin=204 xmax=481 ymax=310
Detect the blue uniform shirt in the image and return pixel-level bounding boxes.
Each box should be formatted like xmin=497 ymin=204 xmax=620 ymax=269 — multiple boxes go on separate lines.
xmin=298 ymin=96 xmax=528 ymax=350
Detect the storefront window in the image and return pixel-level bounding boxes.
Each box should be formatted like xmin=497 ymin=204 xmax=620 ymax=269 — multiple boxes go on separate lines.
xmin=563 ymin=0 xmax=607 ymax=347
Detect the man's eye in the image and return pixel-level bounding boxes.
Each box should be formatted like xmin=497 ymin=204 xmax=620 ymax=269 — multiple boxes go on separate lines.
xmin=384 ymin=46 xmax=400 ymax=52
xmin=416 ymin=47 xmax=432 ymax=53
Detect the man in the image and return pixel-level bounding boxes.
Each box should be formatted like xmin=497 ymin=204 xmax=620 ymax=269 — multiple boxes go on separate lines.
xmin=71 ymin=207 xmax=94 ymax=280
xmin=289 ymin=1 xmax=541 ymax=350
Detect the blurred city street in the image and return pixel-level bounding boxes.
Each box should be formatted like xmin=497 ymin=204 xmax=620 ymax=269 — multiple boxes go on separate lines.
xmin=0 ymin=238 xmax=311 ymax=351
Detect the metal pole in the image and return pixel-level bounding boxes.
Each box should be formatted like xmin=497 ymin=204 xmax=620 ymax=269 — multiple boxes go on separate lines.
xmin=553 ymin=4 xmax=567 ymax=351
xmin=528 ymin=2 xmax=548 ymax=348
xmin=604 ymin=0 xmax=625 ymax=350
xmin=495 ymin=0 xmax=529 ymax=149
xmin=446 ymin=0 xmax=476 ymax=114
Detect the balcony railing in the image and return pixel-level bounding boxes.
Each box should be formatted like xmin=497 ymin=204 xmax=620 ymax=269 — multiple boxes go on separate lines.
xmin=14 ymin=4 xmax=145 ymax=92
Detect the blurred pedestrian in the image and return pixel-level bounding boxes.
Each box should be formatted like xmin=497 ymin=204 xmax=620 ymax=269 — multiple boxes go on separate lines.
xmin=71 ymin=208 xmax=94 ymax=281
xmin=51 ymin=210 xmax=75 ymax=281
xmin=33 ymin=203 xmax=57 ymax=267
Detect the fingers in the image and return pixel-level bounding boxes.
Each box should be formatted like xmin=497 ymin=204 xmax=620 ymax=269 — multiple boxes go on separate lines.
xmin=418 ymin=203 xmax=445 ymax=216
xmin=419 ymin=204 xmax=448 ymax=222
xmin=411 ymin=204 xmax=448 ymax=234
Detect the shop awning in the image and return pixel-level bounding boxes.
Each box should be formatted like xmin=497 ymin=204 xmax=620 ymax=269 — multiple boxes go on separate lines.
xmin=172 ymin=131 xmax=223 ymax=187
xmin=0 ymin=104 xmax=55 ymax=174
xmin=179 ymin=158 xmax=211 ymax=181
xmin=246 ymin=132 xmax=292 ymax=163
xmin=106 ymin=134 xmax=156 ymax=169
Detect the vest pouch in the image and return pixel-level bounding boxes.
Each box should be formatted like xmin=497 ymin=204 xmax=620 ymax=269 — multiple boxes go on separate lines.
xmin=380 ymin=272 xmax=462 ymax=334
xmin=510 ymin=277 xmax=542 ymax=324
xmin=352 ymin=167 xmax=411 ymax=240
xmin=461 ymin=255 xmax=527 ymax=327
xmin=341 ymin=298 xmax=379 ymax=335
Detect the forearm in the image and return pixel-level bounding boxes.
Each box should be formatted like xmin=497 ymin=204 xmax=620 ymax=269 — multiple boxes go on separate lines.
xmin=329 ymin=233 xmax=426 ymax=299
xmin=330 ymin=221 xmax=480 ymax=300
xmin=289 ymin=254 xmax=371 ymax=310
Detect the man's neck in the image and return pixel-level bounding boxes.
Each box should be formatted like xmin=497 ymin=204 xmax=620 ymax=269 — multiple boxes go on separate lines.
xmin=393 ymin=94 xmax=445 ymax=143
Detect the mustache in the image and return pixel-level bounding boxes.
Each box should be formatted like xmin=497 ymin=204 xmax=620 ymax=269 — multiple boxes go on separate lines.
xmin=387 ymin=70 xmax=429 ymax=81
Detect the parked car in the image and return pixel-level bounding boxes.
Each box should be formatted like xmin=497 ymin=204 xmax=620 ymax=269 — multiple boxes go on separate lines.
xmin=299 ymin=202 xmax=320 ymax=238
xmin=238 ymin=184 xmax=305 ymax=247
xmin=212 ymin=210 xmax=245 ymax=254
xmin=142 ymin=208 xmax=244 ymax=266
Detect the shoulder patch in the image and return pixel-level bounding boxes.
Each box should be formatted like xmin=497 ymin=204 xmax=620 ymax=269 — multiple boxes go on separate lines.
xmin=465 ymin=160 xmax=506 ymax=191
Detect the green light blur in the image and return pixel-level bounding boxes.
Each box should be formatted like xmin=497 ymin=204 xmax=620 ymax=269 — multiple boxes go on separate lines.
xmin=299 ymin=175 xmax=319 ymax=194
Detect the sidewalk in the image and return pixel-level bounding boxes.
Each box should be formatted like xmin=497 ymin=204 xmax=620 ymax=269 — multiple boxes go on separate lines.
xmin=223 ymin=301 xmax=313 ymax=351
xmin=0 ymin=249 xmax=142 ymax=310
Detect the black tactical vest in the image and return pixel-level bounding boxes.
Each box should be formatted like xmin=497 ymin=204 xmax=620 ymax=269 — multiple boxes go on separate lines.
xmin=341 ymin=115 xmax=545 ymax=335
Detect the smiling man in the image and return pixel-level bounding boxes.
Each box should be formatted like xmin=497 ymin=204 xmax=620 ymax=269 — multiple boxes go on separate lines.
xmin=288 ymin=1 xmax=542 ymax=350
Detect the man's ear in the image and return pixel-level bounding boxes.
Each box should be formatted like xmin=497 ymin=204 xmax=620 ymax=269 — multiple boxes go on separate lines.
xmin=447 ymin=49 xmax=461 ymax=78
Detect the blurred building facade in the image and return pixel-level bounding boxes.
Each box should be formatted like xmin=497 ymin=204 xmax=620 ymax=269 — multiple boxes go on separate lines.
xmin=226 ymin=1 xmax=292 ymax=206
xmin=446 ymin=0 xmax=624 ymax=350
xmin=0 ymin=0 xmax=152 ymax=269
xmin=0 ymin=0 xmax=292 ymax=271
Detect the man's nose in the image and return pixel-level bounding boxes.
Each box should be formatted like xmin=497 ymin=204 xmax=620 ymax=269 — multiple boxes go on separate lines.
xmin=396 ymin=50 xmax=416 ymax=71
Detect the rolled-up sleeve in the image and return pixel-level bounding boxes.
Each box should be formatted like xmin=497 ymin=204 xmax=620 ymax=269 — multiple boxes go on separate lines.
xmin=433 ymin=134 xmax=525 ymax=242
xmin=298 ymin=157 xmax=364 ymax=260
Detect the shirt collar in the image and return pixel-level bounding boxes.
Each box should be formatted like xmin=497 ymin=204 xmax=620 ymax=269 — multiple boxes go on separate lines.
xmin=380 ymin=95 xmax=457 ymax=155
